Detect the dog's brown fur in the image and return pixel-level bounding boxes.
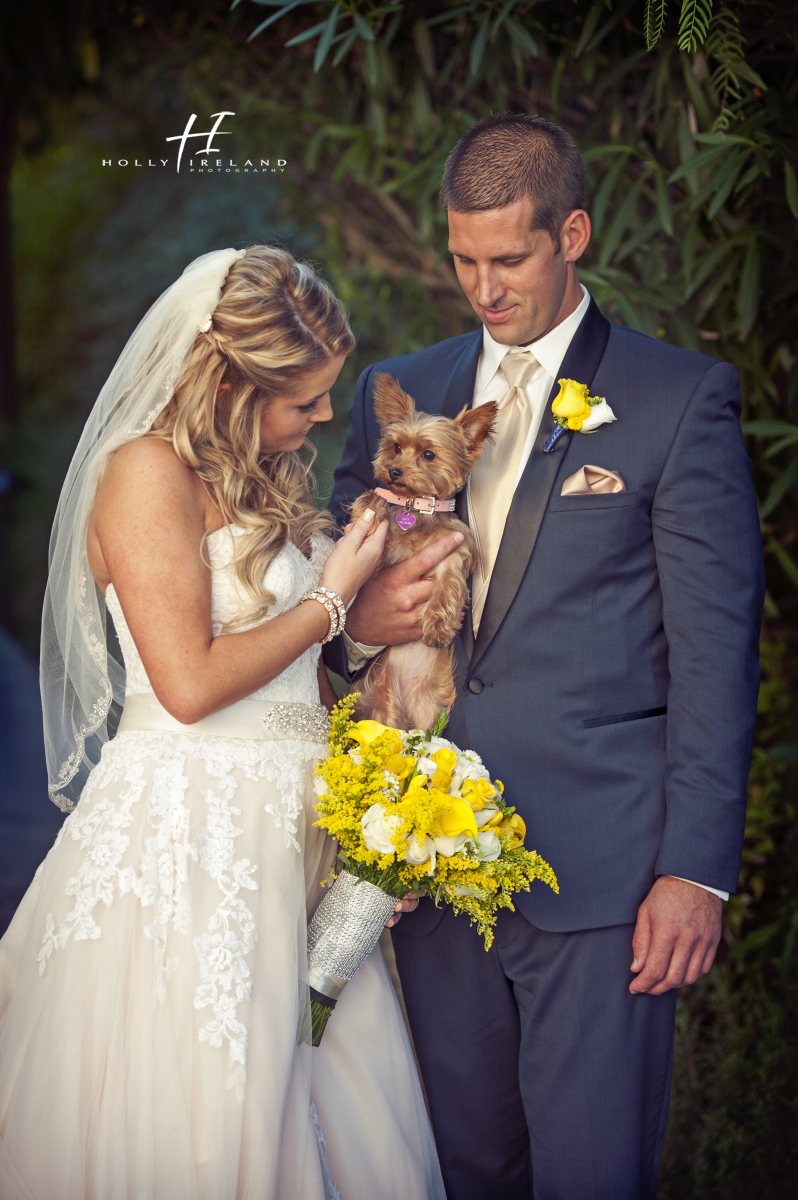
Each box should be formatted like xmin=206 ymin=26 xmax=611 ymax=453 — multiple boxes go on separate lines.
xmin=350 ymin=374 xmax=497 ymax=731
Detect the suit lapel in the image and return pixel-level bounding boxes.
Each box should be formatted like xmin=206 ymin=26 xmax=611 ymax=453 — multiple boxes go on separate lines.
xmin=440 ymin=328 xmax=483 ymax=421
xmin=469 ymin=299 xmax=611 ymax=674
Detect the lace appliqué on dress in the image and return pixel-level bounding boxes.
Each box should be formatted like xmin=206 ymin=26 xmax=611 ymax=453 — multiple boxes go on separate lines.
xmin=311 ymin=1101 xmax=342 ymax=1200
xmin=193 ymin=785 xmax=258 ymax=1074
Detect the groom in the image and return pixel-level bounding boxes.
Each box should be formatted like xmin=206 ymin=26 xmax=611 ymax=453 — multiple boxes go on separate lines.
xmin=326 ymin=114 xmax=764 ymax=1199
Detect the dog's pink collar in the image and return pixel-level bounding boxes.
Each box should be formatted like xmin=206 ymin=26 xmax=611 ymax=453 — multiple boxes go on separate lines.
xmin=373 ymin=487 xmax=457 ymax=514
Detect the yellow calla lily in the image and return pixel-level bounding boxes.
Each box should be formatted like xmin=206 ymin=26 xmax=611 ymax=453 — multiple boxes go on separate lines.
xmin=552 ymin=379 xmax=592 ymax=430
xmin=348 ymin=720 xmax=395 ymax=749
xmin=437 ymin=797 xmax=478 ymax=842
xmin=500 ymin=813 xmax=526 ymax=847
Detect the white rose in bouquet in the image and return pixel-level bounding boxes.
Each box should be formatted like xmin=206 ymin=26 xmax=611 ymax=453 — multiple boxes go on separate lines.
xmin=361 ymin=803 xmax=403 ymax=855
xmin=432 ymin=831 xmax=472 ymax=858
xmin=476 ymin=830 xmax=502 ymax=861
xmin=404 ymin=832 xmax=436 ymax=875
xmin=451 ymin=755 xmax=492 ymax=795
xmin=416 ymin=755 xmax=438 ymax=779
xmin=475 ymin=805 xmax=501 ymax=829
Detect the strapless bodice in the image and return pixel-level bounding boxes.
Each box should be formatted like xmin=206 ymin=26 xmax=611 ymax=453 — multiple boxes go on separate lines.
xmin=106 ymin=525 xmax=334 ymax=707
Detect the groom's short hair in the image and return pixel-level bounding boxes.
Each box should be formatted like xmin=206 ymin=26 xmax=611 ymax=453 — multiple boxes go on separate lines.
xmin=440 ymin=113 xmax=585 ymax=247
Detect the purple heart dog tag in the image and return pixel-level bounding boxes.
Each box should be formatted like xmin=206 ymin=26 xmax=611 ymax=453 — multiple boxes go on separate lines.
xmin=396 ymin=511 xmax=416 ymax=530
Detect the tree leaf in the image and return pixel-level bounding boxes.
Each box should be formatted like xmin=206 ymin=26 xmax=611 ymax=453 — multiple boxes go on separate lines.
xmin=352 ymin=12 xmax=375 ymax=42
xmin=575 ymin=3 xmax=603 ymax=58
xmin=644 ymin=0 xmax=667 ymax=51
xmin=737 ymin=233 xmax=760 ymax=341
xmin=759 ymin=457 xmax=798 ymax=521
xmin=764 ymin=433 xmax=798 ymax=459
xmin=314 ymin=6 xmax=341 ymax=71
xmin=504 ymin=16 xmax=539 ymax=58
xmin=491 ymin=0 xmax=522 ymax=40
xmin=668 ymin=140 xmax=733 ymax=184
xmin=598 ymin=171 xmax=650 ymax=267
xmin=284 ymin=19 xmax=328 ymax=48
xmin=469 ymin=16 xmax=490 ymax=76
xmin=247 ymin=0 xmax=307 ymax=42
xmin=591 ymin=153 xmax=631 ymax=237
xmin=332 ymin=27 xmax=357 ymax=66
xmin=678 ymin=0 xmax=713 ymax=54
xmin=421 ymin=6 xmax=471 ymax=29
xmin=742 ymin=421 xmax=798 ymax=438
xmin=654 ymin=166 xmax=674 ymax=235
xmin=730 ymin=921 xmax=782 ymax=959
xmin=581 ymin=144 xmax=639 ymax=164
xmin=706 ymin=148 xmax=751 ymax=218
xmin=684 ymin=235 xmax=743 ymax=300
xmin=785 ymin=160 xmax=798 ymax=220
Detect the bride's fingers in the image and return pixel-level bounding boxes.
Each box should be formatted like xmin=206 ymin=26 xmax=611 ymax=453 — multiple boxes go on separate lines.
xmin=342 ymin=508 xmax=376 ymax=548
xmin=359 ymin=518 xmax=387 ymax=557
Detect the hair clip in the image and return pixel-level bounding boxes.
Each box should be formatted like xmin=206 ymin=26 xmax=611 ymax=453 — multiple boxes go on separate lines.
xmin=199 ymin=313 xmax=213 ymax=333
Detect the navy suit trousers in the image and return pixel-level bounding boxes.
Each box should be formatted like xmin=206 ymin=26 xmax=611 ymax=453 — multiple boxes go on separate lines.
xmin=392 ymin=903 xmax=676 ymax=1200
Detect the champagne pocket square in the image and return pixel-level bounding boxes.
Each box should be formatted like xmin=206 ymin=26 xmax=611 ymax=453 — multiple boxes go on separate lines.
xmin=561 ymin=465 xmax=626 ymax=496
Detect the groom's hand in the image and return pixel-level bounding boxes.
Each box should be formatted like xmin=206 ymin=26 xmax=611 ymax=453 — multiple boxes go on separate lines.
xmin=346 ymin=531 xmax=465 ymax=646
xmin=629 ymin=876 xmax=722 ymax=995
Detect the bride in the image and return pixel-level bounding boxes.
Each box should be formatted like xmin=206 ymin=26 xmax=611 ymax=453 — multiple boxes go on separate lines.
xmin=0 ymin=246 xmax=445 ymax=1199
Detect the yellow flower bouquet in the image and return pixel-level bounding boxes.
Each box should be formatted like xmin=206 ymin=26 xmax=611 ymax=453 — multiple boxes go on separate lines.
xmin=306 ymin=696 xmax=558 ymax=1044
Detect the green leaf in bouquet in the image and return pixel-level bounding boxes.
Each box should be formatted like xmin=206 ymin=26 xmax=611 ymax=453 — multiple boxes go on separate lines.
xmin=432 ymin=710 xmax=449 ymax=738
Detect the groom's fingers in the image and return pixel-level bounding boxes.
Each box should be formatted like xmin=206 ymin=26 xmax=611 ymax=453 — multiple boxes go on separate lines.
xmin=629 ymin=906 xmax=652 ymax=975
xmin=629 ymin=936 xmax=674 ymax=994
xmin=385 ymin=892 xmax=420 ymax=928
xmin=397 ymin=532 xmax=465 ymax=583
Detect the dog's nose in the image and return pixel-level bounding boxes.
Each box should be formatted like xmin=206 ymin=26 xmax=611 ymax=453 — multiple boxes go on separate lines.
xmin=388 ymin=467 xmax=403 ymax=482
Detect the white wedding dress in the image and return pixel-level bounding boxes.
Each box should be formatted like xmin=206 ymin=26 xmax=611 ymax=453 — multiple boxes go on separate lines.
xmin=0 ymin=526 xmax=444 ymax=1200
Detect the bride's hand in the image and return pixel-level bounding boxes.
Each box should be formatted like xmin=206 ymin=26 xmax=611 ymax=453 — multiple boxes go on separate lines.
xmin=321 ymin=509 xmax=388 ymax=607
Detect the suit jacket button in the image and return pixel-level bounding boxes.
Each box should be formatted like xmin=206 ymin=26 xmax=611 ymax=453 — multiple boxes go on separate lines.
xmin=467 ymin=678 xmax=484 ymax=694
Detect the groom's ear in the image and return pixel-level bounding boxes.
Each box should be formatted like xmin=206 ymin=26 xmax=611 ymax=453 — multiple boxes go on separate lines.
xmin=372 ymin=373 xmax=415 ymax=428
xmin=454 ymin=401 xmax=498 ymax=457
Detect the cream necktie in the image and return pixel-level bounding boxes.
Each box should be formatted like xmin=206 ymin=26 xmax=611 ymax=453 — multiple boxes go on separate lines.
xmin=468 ymin=350 xmax=539 ymax=632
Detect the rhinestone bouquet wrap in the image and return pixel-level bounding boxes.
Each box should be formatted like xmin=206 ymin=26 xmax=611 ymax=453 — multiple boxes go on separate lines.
xmin=306 ymin=870 xmax=397 ymax=1044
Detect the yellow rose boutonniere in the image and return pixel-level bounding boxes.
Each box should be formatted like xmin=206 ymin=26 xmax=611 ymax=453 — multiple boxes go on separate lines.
xmin=544 ymin=378 xmax=617 ymax=453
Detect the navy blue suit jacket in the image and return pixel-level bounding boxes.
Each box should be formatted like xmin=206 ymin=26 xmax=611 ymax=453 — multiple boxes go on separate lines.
xmin=326 ymin=300 xmax=765 ymax=932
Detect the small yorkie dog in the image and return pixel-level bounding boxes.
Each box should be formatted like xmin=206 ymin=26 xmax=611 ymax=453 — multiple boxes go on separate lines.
xmin=349 ymin=373 xmax=497 ymax=732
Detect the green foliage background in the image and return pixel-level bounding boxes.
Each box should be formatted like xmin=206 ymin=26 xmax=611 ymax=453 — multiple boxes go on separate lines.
xmin=5 ymin=0 xmax=798 ymax=1191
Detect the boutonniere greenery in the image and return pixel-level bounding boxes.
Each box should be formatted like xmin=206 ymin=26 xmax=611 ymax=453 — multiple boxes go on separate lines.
xmin=544 ymin=379 xmax=617 ymax=453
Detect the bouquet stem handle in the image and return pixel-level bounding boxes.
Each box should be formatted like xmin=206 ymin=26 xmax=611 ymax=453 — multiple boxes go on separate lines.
xmin=305 ymin=870 xmax=397 ymax=1045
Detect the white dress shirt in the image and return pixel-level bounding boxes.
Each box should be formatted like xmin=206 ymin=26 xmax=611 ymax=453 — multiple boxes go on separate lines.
xmin=342 ymin=288 xmax=727 ymax=902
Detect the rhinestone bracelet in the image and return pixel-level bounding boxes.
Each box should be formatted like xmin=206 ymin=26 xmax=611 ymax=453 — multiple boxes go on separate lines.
xmin=313 ymin=586 xmax=347 ymax=634
xmin=301 ymin=587 xmax=347 ymax=644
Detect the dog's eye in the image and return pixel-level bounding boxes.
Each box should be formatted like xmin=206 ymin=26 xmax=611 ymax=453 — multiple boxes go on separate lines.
xmin=421 ymin=450 xmax=436 ymax=462
xmin=393 ymin=443 xmax=401 ymax=455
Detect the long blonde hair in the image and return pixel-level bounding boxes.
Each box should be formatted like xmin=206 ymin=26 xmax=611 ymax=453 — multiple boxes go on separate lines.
xmin=148 ymin=245 xmax=354 ymax=625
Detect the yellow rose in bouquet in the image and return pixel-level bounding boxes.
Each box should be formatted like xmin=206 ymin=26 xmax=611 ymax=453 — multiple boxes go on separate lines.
xmin=305 ymin=696 xmax=558 ymax=1044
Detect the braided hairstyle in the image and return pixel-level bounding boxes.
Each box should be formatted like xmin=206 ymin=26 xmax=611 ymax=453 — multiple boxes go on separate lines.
xmin=148 ymin=245 xmax=355 ymax=627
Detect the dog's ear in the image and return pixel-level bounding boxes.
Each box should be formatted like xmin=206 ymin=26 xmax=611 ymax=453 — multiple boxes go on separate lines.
xmin=373 ymin=373 xmax=415 ymax=428
xmin=454 ymin=401 xmax=498 ymax=457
